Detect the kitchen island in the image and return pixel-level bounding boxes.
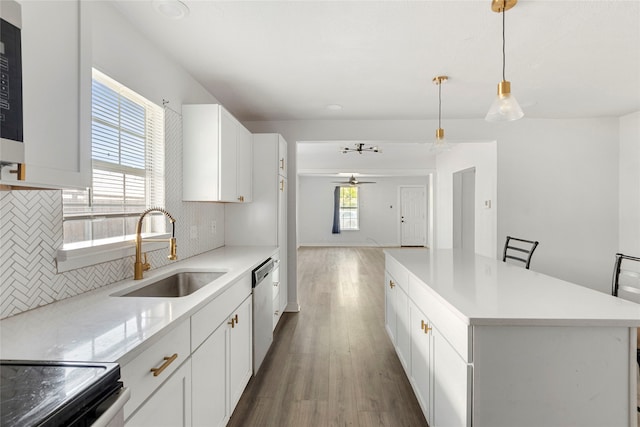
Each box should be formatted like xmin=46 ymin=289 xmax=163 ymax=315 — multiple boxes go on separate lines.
xmin=384 ymin=248 xmax=640 ymax=427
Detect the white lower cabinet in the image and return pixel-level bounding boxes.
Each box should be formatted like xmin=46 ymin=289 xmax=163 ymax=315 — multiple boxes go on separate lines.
xmin=126 ymin=359 xmax=192 ymax=427
xmin=123 ymin=274 xmax=253 ymax=427
xmin=409 ymin=301 xmax=431 ymax=422
xmin=395 ymin=285 xmax=411 ymax=374
xmin=432 ymin=327 xmax=471 ymax=427
xmin=384 ymin=272 xmax=397 ymax=344
xmin=385 ymin=259 xmax=472 ymax=427
xmin=192 ymin=324 xmax=227 ymax=427
xmin=229 ymin=296 xmax=253 ymax=410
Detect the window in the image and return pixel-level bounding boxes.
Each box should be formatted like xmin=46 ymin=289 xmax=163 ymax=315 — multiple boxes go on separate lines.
xmin=339 ymin=186 xmax=359 ymax=230
xmin=62 ymin=69 xmax=165 ymax=245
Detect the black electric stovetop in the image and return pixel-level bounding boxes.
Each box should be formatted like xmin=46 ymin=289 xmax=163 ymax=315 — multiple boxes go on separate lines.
xmin=0 ymin=360 xmax=121 ymax=427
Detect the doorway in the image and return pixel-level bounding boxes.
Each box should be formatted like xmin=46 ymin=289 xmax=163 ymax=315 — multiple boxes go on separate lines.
xmin=400 ymin=185 xmax=427 ymax=247
xmin=452 ymin=167 xmax=475 ymax=252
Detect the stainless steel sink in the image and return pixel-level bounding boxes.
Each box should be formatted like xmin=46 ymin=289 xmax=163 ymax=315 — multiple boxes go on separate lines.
xmin=119 ymin=271 xmax=226 ymax=297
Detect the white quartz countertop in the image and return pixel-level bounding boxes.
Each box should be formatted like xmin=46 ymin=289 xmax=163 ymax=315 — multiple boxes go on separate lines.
xmin=0 ymin=246 xmax=277 ymax=364
xmin=385 ymin=248 xmax=640 ymax=326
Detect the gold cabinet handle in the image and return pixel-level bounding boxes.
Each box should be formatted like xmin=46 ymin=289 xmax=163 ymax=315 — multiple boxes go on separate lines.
xmin=237 ymin=195 xmax=245 ymax=202
xmin=274 ymin=281 xmax=279 ymax=287
xmin=421 ymin=319 xmax=426 ymax=330
xmin=389 ymin=280 xmax=395 ymax=289
xmin=234 ymin=314 xmax=239 ymax=324
xmin=423 ymin=321 xmax=432 ymax=335
xmin=274 ymin=310 xmax=279 ymax=316
xmin=280 ymin=179 xmax=285 ymax=192
xmin=150 ymin=353 xmax=178 ymax=377
xmin=228 ymin=318 xmax=235 ymax=328
xmin=280 ymin=158 xmax=285 ymax=170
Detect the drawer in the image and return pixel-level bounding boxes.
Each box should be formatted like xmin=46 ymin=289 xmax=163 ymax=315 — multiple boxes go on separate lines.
xmin=191 ymin=274 xmax=251 ymax=351
xmin=121 ymin=319 xmax=190 ymax=420
xmin=409 ymin=274 xmax=472 ymax=362
xmin=386 ymin=255 xmax=409 ymax=293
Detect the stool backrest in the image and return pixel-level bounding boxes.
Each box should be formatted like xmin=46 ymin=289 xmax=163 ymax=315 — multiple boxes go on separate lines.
xmin=502 ymin=236 xmax=539 ymax=270
xmin=612 ymin=253 xmax=640 ymax=304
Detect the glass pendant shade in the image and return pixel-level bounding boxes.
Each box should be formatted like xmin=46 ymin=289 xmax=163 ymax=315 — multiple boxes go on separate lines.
xmin=430 ymin=128 xmax=451 ymax=152
xmin=485 ymin=80 xmax=524 ymax=122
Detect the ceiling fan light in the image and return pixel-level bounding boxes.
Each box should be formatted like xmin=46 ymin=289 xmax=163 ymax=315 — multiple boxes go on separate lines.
xmin=485 ymin=81 xmax=524 ymax=122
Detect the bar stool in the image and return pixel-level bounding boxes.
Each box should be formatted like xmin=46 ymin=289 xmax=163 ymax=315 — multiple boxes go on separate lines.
xmin=502 ymin=236 xmax=539 ymax=270
xmin=611 ymin=253 xmax=640 ymax=413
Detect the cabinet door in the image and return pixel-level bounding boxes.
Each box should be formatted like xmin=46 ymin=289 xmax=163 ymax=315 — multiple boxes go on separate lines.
xmin=384 ymin=272 xmax=397 ymax=344
xmin=219 ymin=108 xmax=238 ymax=202
xmin=410 ymin=302 xmax=431 ymax=423
xmin=229 ymin=296 xmax=253 ymax=411
xmin=1 ymin=0 xmax=91 ymax=188
xmin=236 ymin=124 xmax=252 ymax=202
xmin=396 ymin=285 xmax=411 ymax=374
xmin=126 ymin=359 xmax=192 ymax=427
xmin=192 ymin=324 xmax=228 ymax=427
xmin=278 ymin=135 xmax=287 ymax=177
xmin=432 ymin=327 xmax=471 ymax=427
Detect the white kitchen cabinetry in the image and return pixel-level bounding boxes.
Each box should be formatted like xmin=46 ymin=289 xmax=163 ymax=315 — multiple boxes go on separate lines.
xmin=385 ymin=255 xmax=471 ymax=427
xmin=123 ymin=273 xmax=253 ymax=427
xmin=191 ymin=275 xmax=253 ymax=427
xmin=126 ymin=359 xmax=192 ymax=427
xmin=229 ymin=296 xmax=253 ymax=409
xmin=182 ymin=104 xmax=252 ymax=203
xmin=192 ymin=323 xmax=226 ymax=427
xmin=0 ymin=0 xmax=91 ymax=188
xmin=384 ymin=258 xmax=411 ymax=374
xmin=121 ymin=320 xmax=191 ymax=423
xmin=386 ymin=249 xmax=638 ymax=427
xmin=226 ymin=133 xmax=289 ymax=325
xmin=409 ymin=301 xmax=431 ymax=422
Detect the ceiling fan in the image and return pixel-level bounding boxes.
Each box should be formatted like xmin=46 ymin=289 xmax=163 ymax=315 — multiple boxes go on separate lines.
xmin=332 ymin=175 xmax=376 ymax=186
xmin=341 ymin=143 xmax=381 ymax=154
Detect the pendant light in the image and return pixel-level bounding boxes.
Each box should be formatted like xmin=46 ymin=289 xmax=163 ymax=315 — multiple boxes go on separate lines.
xmin=485 ymin=0 xmax=524 ymax=122
xmin=431 ymin=75 xmax=451 ymax=152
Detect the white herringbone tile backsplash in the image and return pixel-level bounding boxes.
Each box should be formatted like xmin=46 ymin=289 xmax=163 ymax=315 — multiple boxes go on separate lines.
xmin=0 ymin=108 xmax=225 ymax=319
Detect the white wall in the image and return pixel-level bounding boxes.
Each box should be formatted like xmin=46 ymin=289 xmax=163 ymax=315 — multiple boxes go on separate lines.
xmin=91 ymin=1 xmax=217 ymax=110
xmin=436 ymin=142 xmax=497 ymax=258
xmin=619 ymin=111 xmax=640 ymax=256
xmin=245 ymin=117 xmax=621 ymax=292
xmin=298 ymin=175 xmax=428 ymax=247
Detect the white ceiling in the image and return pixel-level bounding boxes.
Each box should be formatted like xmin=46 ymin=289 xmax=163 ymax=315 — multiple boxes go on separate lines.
xmin=113 ymin=0 xmax=640 ymax=122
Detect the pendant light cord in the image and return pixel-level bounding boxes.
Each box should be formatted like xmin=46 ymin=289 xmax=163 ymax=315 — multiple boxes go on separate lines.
xmin=502 ymin=7 xmax=506 ymax=81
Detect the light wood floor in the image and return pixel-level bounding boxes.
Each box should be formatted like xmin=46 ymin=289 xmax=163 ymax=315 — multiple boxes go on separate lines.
xmin=228 ymin=247 xmax=428 ymax=427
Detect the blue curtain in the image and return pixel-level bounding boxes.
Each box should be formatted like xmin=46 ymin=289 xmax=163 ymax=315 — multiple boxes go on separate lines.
xmin=332 ymin=186 xmax=341 ymax=234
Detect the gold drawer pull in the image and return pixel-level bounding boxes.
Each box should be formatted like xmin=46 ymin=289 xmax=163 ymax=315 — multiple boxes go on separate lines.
xmin=389 ymin=280 xmax=395 ymax=289
xmin=280 ymin=179 xmax=285 ymax=192
xmin=280 ymin=158 xmax=285 ymax=170
xmin=150 ymin=353 xmax=178 ymax=377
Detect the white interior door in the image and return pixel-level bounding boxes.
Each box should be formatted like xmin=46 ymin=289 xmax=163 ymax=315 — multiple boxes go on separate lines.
xmin=400 ymin=186 xmax=426 ymax=247
xmin=453 ymin=167 xmax=475 ymax=252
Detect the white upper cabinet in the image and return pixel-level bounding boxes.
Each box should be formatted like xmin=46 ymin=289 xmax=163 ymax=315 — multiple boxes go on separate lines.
xmin=182 ymin=104 xmax=252 ymax=202
xmin=278 ymin=135 xmax=287 ymax=178
xmin=0 ymin=0 xmax=91 ymax=188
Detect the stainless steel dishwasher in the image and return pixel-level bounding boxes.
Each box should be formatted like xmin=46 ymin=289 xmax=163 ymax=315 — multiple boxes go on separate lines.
xmin=252 ymin=258 xmax=275 ymax=374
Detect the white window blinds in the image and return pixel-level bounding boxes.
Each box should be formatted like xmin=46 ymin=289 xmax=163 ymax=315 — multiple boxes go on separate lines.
xmin=62 ymin=69 xmax=165 ymax=244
